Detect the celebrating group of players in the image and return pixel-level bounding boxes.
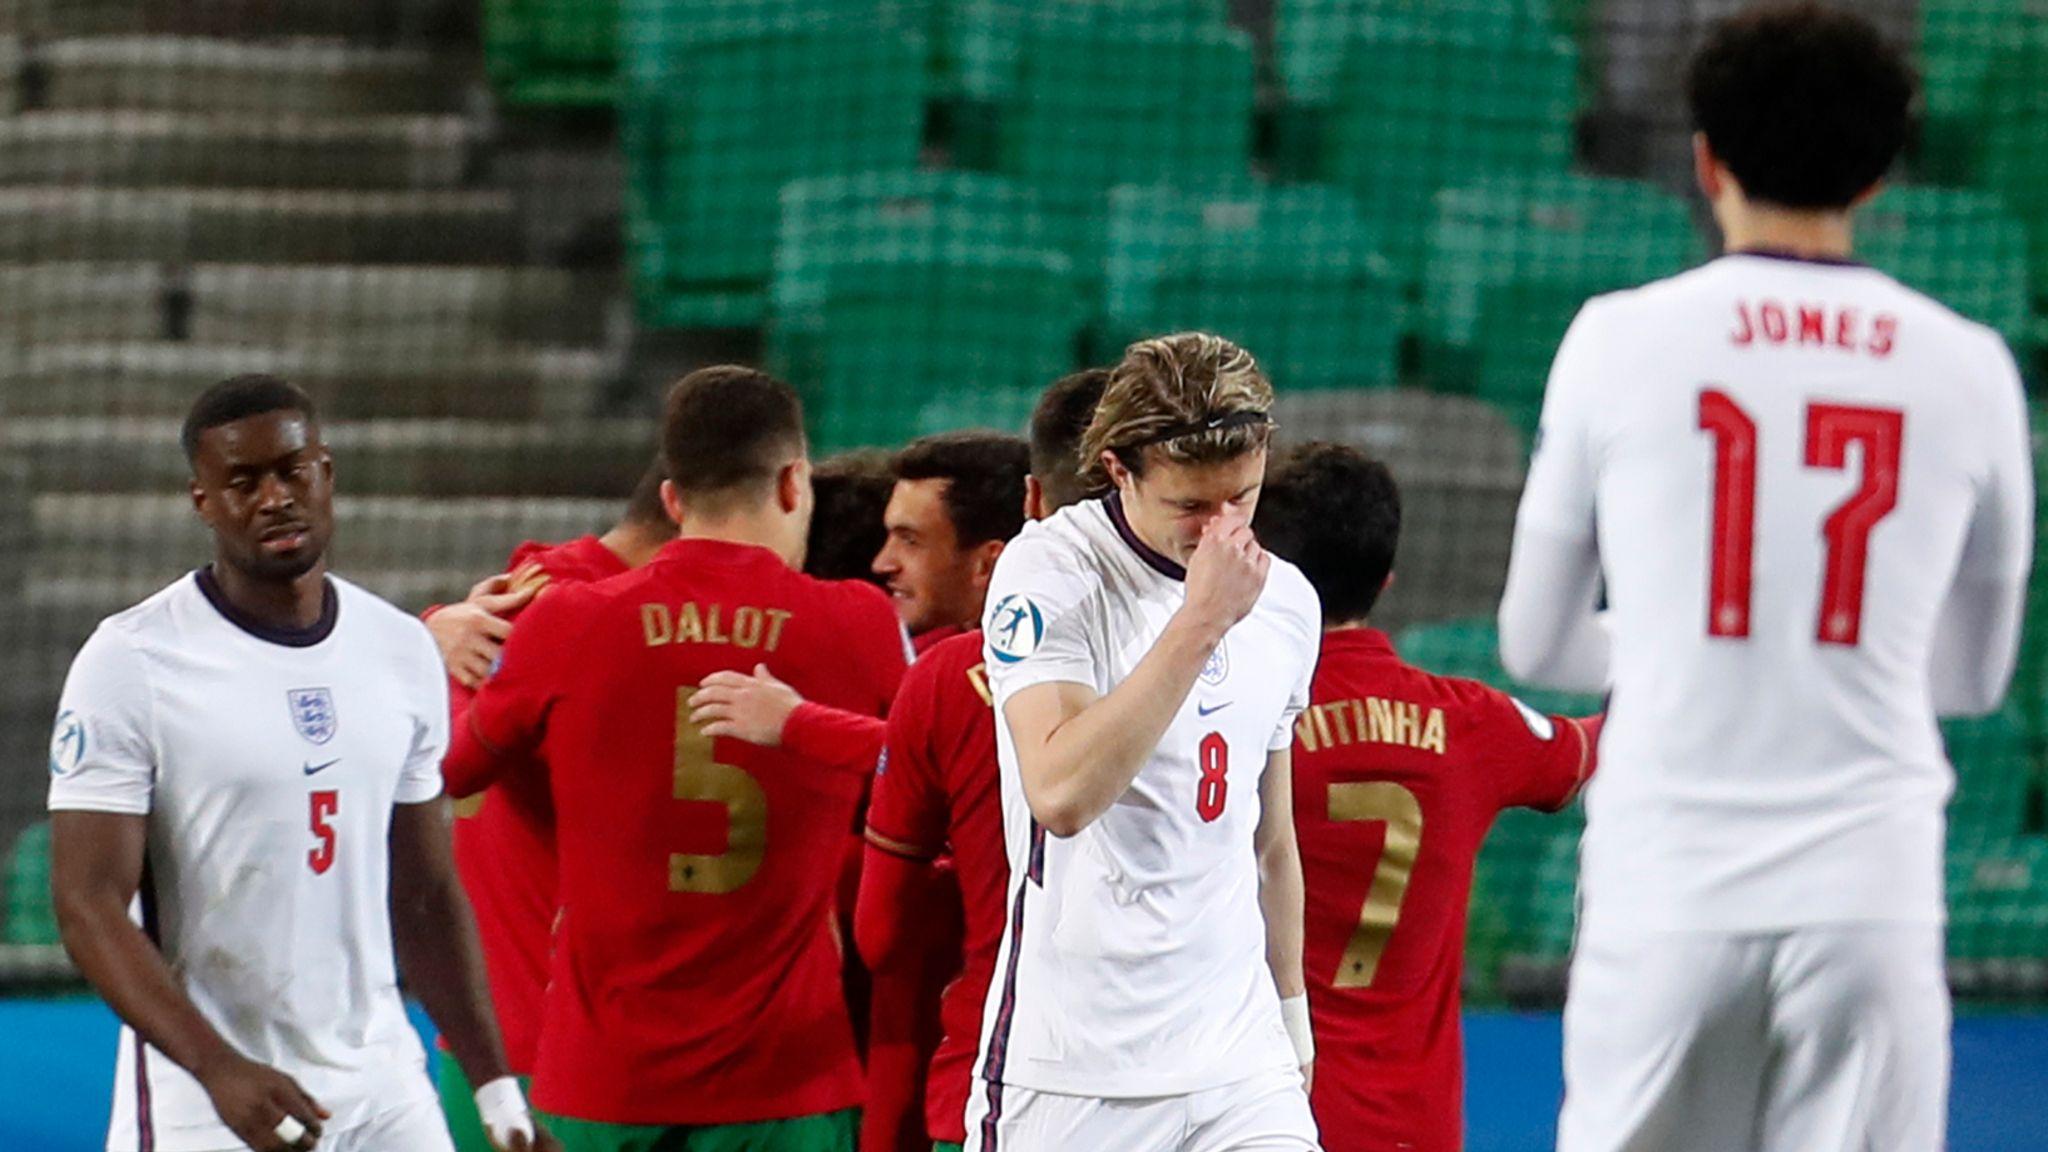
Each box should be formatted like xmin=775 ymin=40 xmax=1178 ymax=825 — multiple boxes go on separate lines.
xmin=42 ymin=6 xmax=2037 ymax=1152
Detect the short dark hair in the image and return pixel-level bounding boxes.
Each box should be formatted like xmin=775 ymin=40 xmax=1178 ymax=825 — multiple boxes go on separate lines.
xmin=661 ymin=366 xmax=806 ymax=509
xmin=1255 ymin=442 xmax=1401 ymax=625
xmin=806 ymin=449 xmax=895 ymax=584
xmin=181 ymin=374 xmax=318 ymax=464
xmin=622 ymin=453 xmax=669 ymax=528
xmin=1030 ymin=368 xmax=1110 ymax=512
xmin=1687 ymin=3 xmax=1915 ymax=210
xmin=892 ymin=431 xmax=1031 ymax=549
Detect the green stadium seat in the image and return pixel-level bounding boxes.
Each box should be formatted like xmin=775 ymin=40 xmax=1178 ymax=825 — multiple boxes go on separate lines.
xmin=771 ymin=170 xmax=1059 ymax=339
xmin=1470 ymin=808 xmax=1581 ymax=995
xmin=1947 ymin=835 xmax=2048 ymax=963
xmin=777 ymin=248 xmax=1086 ymax=452
xmin=941 ymin=0 xmax=1226 ymax=103
xmin=1914 ymin=0 xmax=2041 ymax=181
xmin=484 ymin=0 xmax=621 ymax=108
xmin=1858 ymin=185 xmax=2033 ymax=353
xmin=1102 ymin=181 xmax=1402 ymax=389
xmin=993 ymin=21 xmax=1256 ymax=283
xmin=1945 ymin=702 xmax=2037 ymax=842
xmin=623 ymin=12 xmax=928 ymax=327
xmin=1275 ymin=0 xmax=1561 ymax=108
xmin=1972 ymin=36 xmax=2048 ymax=311
xmin=1395 ymin=617 xmax=1602 ymax=719
xmin=3 ymin=821 xmax=57 ymax=947
xmin=1423 ymin=173 xmax=1699 ymax=366
xmin=1321 ymin=19 xmax=1580 ymax=281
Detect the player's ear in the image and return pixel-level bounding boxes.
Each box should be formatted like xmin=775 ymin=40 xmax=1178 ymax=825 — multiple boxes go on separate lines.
xmin=1848 ymin=179 xmax=1886 ymax=210
xmin=970 ymin=538 xmax=1006 ymax=587
xmin=658 ymin=479 xmax=684 ymax=526
xmin=1023 ymin=476 xmax=1045 ymax=523
xmin=1692 ymin=132 xmax=1722 ymax=202
xmin=776 ymin=459 xmax=807 ymax=515
xmin=1101 ymin=450 xmax=1133 ymax=493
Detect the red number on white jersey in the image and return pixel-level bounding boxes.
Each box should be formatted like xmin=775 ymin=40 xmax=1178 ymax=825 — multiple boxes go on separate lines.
xmin=308 ymin=789 xmax=339 ymax=875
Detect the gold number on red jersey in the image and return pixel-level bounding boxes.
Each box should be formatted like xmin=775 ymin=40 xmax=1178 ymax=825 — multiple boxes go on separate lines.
xmin=1329 ymin=781 xmax=1422 ymax=988
xmin=669 ymin=685 xmax=767 ymax=894
xmin=1698 ymin=391 xmax=1905 ymax=645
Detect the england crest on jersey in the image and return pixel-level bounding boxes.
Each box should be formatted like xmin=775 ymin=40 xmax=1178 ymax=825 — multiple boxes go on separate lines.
xmin=1200 ymin=638 xmax=1230 ymax=686
xmin=288 ymin=688 xmax=338 ymax=746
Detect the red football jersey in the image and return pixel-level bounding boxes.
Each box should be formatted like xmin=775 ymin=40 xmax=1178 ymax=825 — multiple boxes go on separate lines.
xmin=1293 ymin=629 xmax=1596 ymax=1152
xmin=439 ymin=534 xmax=627 ymax=1074
xmin=863 ymin=630 xmax=1006 ymax=1144
xmin=451 ymin=537 xmax=909 ymax=1125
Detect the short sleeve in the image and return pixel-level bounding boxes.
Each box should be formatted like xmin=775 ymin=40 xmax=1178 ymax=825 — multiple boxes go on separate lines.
xmin=1515 ymin=299 xmax=1610 ymax=544
xmin=1269 ymin=569 xmax=1320 ymax=751
xmin=866 ymin=659 xmax=949 ymax=860
xmin=396 ymin=622 xmax=451 ymax=805
xmin=1475 ymin=686 xmax=1594 ymax=813
xmin=982 ymin=534 xmax=1101 ymax=705
xmin=47 ymin=625 xmax=158 ymax=816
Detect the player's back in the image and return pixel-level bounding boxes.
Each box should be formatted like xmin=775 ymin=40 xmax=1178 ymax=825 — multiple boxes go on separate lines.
xmin=1537 ymin=252 xmax=2031 ymax=933
xmin=517 ymin=536 xmax=907 ymax=1124
xmin=1293 ymin=629 xmax=1591 ymax=1152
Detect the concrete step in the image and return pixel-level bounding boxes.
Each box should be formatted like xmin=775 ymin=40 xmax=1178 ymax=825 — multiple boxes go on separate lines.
xmin=186 ymin=264 xmax=613 ymax=348
xmin=0 ymin=188 xmax=521 ymax=263
xmin=0 ymin=342 xmax=611 ymax=420
xmin=0 ymin=417 xmax=655 ymax=497
xmin=33 ymin=493 xmax=617 ymax=573
xmin=0 ymin=0 xmax=449 ymax=41
xmin=0 ymin=262 xmax=165 ymax=342
xmin=0 ymin=112 xmax=473 ymax=189
xmin=1272 ymin=389 xmax=1526 ymax=632
xmin=42 ymin=37 xmax=465 ymax=115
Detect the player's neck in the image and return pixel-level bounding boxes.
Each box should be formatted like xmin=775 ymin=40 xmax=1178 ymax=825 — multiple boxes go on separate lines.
xmin=673 ymin=512 xmax=796 ymax=569
xmin=1719 ymin=203 xmax=1855 ymax=262
xmin=1324 ymin=618 xmax=1373 ymax=634
xmin=599 ymin=521 xmax=673 ymax=569
xmin=209 ymin=559 xmax=329 ymax=631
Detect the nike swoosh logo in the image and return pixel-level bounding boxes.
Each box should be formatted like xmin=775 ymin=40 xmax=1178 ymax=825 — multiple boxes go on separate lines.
xmin=1197 ymin=701 xmax=1231 ymax=717
xmin=303 ymin=758 xmax=341 ymax=776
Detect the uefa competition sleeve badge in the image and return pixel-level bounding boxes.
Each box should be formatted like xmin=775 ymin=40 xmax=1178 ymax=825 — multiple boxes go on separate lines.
xmin=49 ymin=710 xmax=86 ymax=776
xmin=987 ymin=594 xmax=1045 ymax=664
xmin=287 ymin=688 xmax=338 ymax=746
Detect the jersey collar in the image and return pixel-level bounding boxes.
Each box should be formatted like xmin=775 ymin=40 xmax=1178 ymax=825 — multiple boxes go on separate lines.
xmin=1727 ymin=247 xmax=1865 ymax=269
xmin=194 ymin=567 xmax=339 ymax=648
xmin=1322 ymin=626 xmax=1397 ymax=659
xmin=1103 ymin=492 xmax=1186 ymax=582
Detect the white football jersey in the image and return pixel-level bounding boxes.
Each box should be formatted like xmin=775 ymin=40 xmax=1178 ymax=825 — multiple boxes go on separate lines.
xmin=47 ymin=571 xmax=450 ymax=1152
xmin=974 ymin=496 xmax=1321 ymax=1101
xmin=1519 ymin=251 xmax=2034 ymax=934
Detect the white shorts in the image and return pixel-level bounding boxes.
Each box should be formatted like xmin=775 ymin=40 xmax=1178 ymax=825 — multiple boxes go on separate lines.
xmin=181 ymin=1077 xmax=454 ymax=1152
xmin=963 ymin=1066 xmax=1319 ymax=1152
xmin=1558 ymin=922 xmax=1949 ymax=1152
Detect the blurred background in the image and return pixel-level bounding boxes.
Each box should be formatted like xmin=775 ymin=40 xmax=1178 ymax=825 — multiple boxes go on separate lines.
xmin=0 ymin=0 xmax=2042 ymax=1147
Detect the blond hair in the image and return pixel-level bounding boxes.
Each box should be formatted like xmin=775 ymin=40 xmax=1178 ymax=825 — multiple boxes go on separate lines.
xmin=1079 ymin=332 xmax=1275 ymax=486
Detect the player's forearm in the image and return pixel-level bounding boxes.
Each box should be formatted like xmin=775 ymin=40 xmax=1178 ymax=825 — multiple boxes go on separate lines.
xmin=441 ymin=710 xmax=511 ymax=799
xmin=389 ymin=803 xmax=512 ymax=1086
xmin=56 ymin=893 xmax=242 ymax=1080
xmin=784 ymin=703 xmax=887 ymax=774
xmin=1498 ymin=527 xmax=1609 ymax=691
xmin=1931 ymin=575 xmax=2027 ymax=716
xmin=1256 ymin=821 xmax=1307 ymax=1000
xmin=1019 ymin=611 xmax=1222 ymax=836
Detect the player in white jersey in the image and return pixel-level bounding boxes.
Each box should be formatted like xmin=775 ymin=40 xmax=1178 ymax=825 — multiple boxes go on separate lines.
xmin=968 ymin=334 xmax=1323 ymax=1152
xmin=1498 ymin=10 xmax=2032 ymax=1152
xmin=46 ymin=376 xmax=559 ymax=1152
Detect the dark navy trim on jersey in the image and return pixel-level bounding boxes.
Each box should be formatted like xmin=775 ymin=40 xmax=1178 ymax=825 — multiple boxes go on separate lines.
xmin=136 ymin=857 xmax=161 ymax=1151
xmin=1727 ymin=247 xmax=1866 ymax=269
xmin=980 ymin=820 xmax=1043 ymax=1151
xmin=194 ymin=567 xmax=339 ymax=648
xmin=1104 ymin=493 xmax=1186 ymax=582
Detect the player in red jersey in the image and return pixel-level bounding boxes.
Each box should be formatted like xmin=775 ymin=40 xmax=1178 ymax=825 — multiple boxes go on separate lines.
xmin=689 ymin=429 xmax=1033 ymax=1152
xmin=420 ymin=460 xmax=675 ymax=1152
xmin=443 ymin=367 xmax=910 ymax=1152
xmin=1253 ymin=443 xmax=1602 ymax=1152
xmin=859 ymin=370 xmax=1111 ymax=1152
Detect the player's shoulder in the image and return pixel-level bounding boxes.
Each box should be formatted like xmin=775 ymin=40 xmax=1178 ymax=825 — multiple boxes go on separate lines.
xmin=514 ymin=534 xmax=625 ymax=586
xmin=918 ymin=627 xmax=987 ymax=674
xmin=800 ymin=571 xmax=900 ymax=627
xmin=1255 ymin=556 xmax=1322 ymax=644
xmin=330 ymin=576 xmax=443 ymax=661
xmin=988 ymin=503 xmax=1110 ymax=600
xmin=94 ymin=572 xmax=202 ymax=648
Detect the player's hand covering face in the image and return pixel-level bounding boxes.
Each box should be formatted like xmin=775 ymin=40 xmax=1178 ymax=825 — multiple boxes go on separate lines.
xmin=1184 ymin=518 xmax=1271 ymax=633
xmin=1113 ymin=448 xmax=1267 ymax=565
xmin=188 ymin=409 xmax=335 ymax=582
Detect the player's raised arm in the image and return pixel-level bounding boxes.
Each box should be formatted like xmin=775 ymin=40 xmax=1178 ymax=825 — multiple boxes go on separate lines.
xmin=1930 ymin=338 xmax=2034 ymax=716
xmin=1004 ymin=518 xmax=1267 ymax=836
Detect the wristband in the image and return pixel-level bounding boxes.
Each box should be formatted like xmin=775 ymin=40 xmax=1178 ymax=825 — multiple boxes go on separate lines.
xmin=475 ymin=1075 xmax=535 ymax=1147
xmin=1280 ymin=994 xmax=1314 ymax=1065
